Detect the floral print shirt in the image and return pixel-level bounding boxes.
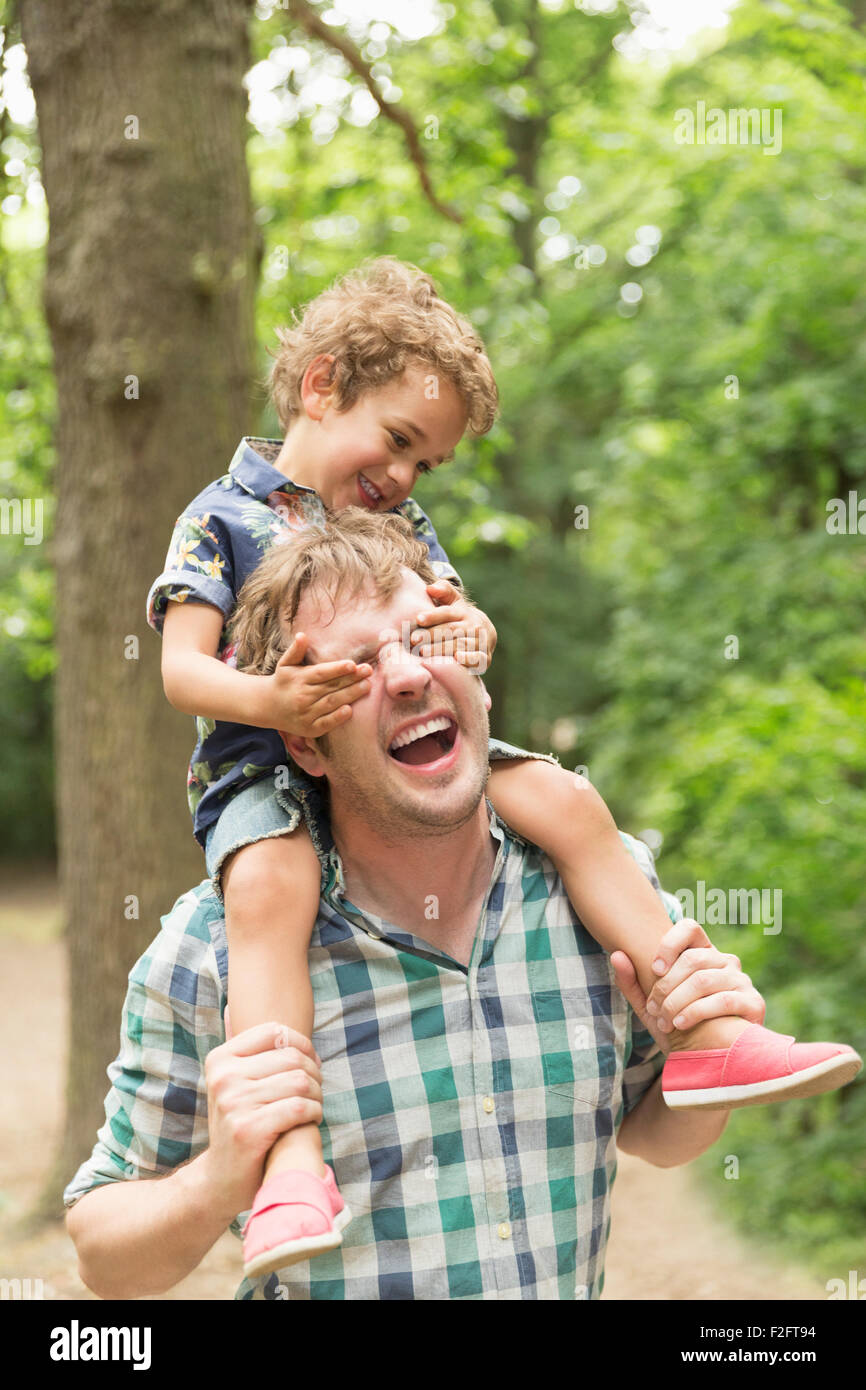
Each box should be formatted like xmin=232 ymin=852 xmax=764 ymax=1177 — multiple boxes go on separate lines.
xmin=147 ymin=437 xmax=459 ymax=846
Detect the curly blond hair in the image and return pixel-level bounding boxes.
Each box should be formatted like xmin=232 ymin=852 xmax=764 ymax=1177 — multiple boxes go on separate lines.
xmin=231 ymin=506 xmax=447 ymax=677
xmin=269 ymin=257 xmax=498 ymax=436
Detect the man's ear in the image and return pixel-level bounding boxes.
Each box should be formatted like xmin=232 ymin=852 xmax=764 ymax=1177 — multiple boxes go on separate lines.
xmin=280 ymin=731 xmax=328 ymax=778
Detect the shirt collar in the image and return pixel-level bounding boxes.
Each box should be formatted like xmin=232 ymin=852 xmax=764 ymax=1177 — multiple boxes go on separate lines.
xmin=323 ymin=801 xmax=510 ymax=944
xmin=227 ymin=437 xmax=319 ymax=502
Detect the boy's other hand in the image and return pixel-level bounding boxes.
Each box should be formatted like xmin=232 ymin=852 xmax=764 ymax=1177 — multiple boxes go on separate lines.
xmin=266 ymin=632 xmax=372 ymax=737
xmin=410 ymin=579 xmax=496 ymax=674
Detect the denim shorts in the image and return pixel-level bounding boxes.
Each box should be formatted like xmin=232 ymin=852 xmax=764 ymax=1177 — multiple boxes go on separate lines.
xmin=204 ymin=764 xmax=331 ymax=901
xmin=204 ymin=737 xmax=559 ymax=901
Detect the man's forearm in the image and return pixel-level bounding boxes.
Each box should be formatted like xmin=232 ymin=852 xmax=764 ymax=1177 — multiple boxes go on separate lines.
xmin=67 ymin=1150 xmax=239 ymax=1299
xmin=617 ymin=1076 xmax=729 ymax=1167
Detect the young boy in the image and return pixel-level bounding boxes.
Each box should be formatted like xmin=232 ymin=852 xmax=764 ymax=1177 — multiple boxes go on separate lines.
xmin=147 ymin=257 xmax=861 ymax=1282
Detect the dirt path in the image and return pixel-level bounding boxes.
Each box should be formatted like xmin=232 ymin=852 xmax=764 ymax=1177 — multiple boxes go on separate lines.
xmin=0 ymin=921 xmax=824 ymax=1301
xmin=605 ymin=1152 xmax=823 ymax=1301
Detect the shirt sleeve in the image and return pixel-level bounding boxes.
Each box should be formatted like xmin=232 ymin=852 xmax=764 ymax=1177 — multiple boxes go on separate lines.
xmin=616 ymin=831 xmax=683 ymax=1116
xmin=146 ymin=508 xmax=237 ymax=635
xmin=396 ymin=497 xmax=463 ymax=588
xmin=63 ymin=886 xmax=226 ymax=1209
xmin=620 ymin=1014 xmax=666 ymax=1117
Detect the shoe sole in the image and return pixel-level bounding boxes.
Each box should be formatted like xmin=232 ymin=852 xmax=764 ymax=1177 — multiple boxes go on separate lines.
xmin=663 ymin=1051 xmax=863 ymax=1112
xmin=244 ymin=1204 xmax=353 ymax=1282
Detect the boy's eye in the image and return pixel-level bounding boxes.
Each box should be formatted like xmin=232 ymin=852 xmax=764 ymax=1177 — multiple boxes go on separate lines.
xmin=416 ymin=460 xmax=432 ymax=475
xmin=389 ymin=430 xmax=410 ymax=449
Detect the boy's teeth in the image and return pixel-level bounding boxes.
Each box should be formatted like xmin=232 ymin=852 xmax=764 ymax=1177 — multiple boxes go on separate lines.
xmin=360 ymin=475 xmax=380 ymax=501
xmin=389 ymin=716 xmax=451 ymax=751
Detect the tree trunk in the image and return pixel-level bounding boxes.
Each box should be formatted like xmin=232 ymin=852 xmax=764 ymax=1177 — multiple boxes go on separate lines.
xmin=19 ymin=0 xmax=258 ymax=1217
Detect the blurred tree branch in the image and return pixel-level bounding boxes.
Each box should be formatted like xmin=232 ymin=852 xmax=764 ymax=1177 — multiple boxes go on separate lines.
xmin=285 ymin=0 xmax=462 ymax=223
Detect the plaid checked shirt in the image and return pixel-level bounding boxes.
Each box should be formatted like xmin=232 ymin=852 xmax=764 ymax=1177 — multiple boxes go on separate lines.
xmin=64 ymin=808 xmax=680 ymax=1301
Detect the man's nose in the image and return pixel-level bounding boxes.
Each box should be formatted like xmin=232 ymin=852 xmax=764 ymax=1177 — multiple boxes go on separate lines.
xmin=381 ymin=643 xmax=432 ymax=698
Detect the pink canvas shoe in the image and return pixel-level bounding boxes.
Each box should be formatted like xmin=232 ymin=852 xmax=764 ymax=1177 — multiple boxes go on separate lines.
xmin=242 ymin=1166 xmax=353 ymax=1280
xmin=662 ymin=1023 xmax=862 ymax=1111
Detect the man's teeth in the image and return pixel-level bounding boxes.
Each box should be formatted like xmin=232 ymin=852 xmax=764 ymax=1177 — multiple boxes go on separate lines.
xmin=389 ymin=716 xmax=452 ymax=751
xmin=359 ymin=475 xmax=381 ymax=502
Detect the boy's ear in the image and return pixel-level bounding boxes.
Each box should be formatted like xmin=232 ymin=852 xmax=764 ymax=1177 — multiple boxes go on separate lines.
xmin=301 ymin=354 xmax=337 ymax=420
xmin=280 ymin=731 xmax=327 ymax=779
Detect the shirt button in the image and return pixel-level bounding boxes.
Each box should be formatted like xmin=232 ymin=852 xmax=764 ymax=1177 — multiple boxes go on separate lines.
xmin=497 ymin=1222 xmax=511 ymax=1240
xmin=482 ymin=1096 xmax=495 ymax=1114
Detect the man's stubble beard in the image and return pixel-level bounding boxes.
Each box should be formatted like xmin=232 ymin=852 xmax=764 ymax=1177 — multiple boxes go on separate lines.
xmin=316 ymin=685 xmax=491 ymax=844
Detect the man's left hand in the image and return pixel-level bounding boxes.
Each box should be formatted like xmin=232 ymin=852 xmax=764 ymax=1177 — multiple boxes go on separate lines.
xmin=410 ymin=580 xmax=496 ymax=674
xmin=610 ymin=918 xmax=765 ymax=1053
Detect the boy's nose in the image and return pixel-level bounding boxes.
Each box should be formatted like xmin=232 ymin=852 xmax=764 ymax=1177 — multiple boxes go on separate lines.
xmin=386 ymin=458 xmax=417 ymax=496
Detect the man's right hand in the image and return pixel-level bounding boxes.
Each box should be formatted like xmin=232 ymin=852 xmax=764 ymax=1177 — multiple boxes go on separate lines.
xmin=263 ymin=631 xmax=372 ymax=737
xmin=202 ymin=1021 xmax=324 ymax=1215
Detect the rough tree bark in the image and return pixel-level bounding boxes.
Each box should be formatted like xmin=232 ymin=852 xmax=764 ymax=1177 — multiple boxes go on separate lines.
xmin=18 ymin=0 xmax=259 ymax=1215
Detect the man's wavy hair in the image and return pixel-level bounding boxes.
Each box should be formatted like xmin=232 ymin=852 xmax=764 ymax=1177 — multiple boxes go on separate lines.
xmin=230 ymin=507 xmax=446 ymax=677
xmin=268 ymin=257 xmax=498 ymax=436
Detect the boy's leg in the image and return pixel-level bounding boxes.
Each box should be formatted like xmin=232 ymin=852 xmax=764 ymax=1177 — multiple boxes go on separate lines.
xmin=486 ymin=756 xmax=860 ymax=1109
xmin=221 ymin=829 xmax=325 ymax=1177
xmin=218 ymin=827 xmax=353 ymax=1275
xmin=486 ymin=757 xmax=746 ymax=1050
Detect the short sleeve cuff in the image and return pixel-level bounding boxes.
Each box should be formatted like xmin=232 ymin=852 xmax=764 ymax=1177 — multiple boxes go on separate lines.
xmin=63 ymin=1138 xmax=245 ymax=1240
xmin=430 ymin=558 xmax=463 ymax=588
xmin=146 ymin=570 xmax=235 ymax=634
xmin=62 ymin=1141 xmax=142 ymax=1208
xmin=620 ymin=1016 xmax=665 ymax=1117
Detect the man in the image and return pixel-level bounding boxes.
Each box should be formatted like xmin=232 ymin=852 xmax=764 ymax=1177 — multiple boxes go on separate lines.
xmin=64 ymin=511 xmax=764 ymax=1300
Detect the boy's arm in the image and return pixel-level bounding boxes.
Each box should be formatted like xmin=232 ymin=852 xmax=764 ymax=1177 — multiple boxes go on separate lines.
xmin=160 ymin=601 xmax=372 ymax=734
xmin=397 ymin=495 xmax=462 ymax=587
xmin=146 ymin=504 xmax=273 ymax=724
xmin=161 ymin=600 xmax=274 ymax=725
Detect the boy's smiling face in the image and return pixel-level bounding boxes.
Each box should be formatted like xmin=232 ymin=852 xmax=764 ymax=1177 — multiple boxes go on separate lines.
xmin=277 ymin=358 xmax=468 ymax=512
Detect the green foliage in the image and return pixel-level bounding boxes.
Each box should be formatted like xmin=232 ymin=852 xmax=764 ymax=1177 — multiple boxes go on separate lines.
xmin=0 ymin=87 xmax=55 ymax=852
xmin=245 ymin=0 xmax=866 ymax=1276
xmin=4 ymin=0 xmax=866 ymax=1270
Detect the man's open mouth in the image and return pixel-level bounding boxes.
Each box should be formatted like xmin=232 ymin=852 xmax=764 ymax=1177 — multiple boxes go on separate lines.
xmin=388 ymin=714 xmax=458 ymax=767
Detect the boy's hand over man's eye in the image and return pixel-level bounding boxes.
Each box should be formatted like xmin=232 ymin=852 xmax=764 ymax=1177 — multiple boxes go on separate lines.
xmin=267 ymin=632 xmax=372 ymax=738
xmin=410 ymin=580 xmax=496 ymax=674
